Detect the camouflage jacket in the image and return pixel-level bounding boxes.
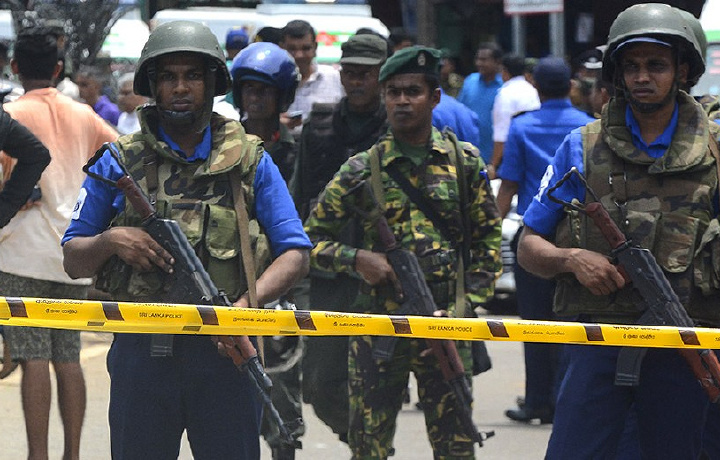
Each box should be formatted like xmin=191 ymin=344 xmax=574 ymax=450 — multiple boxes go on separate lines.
xmin=265 ymin=123 xmax=297 ymax=184
xmin=97 ymin=105 xmax=267 ymax=302
xmin=304 ymin=127 xmax=502 ymax=316
xmin=554 ymin=92 xmax=720 ymax=323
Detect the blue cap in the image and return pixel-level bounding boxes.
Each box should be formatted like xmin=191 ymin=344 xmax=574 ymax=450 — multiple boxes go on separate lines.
xmin=532 ymin=56 xmax=571 ymax=95
xmin=611 ymin=37 xmax=671 ymax=57
xmin=226 ymin=27 xmax=249 ymax=51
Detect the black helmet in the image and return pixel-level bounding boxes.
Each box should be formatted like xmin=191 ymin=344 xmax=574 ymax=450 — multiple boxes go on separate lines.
xmin=135 ymin=20 xmax=231 ymax=98
xmin=602 ymin=3 xmax=704 ymax=84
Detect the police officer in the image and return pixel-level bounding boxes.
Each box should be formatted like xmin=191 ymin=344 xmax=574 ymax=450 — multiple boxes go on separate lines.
xmin=304 ymin=46 xmax=502 ymax=459
xmin=62 ymin=21 xmax=311 ymax=459
xmin=517 ymin=4 xmax=718 ymax=458
xmin=497 ymin=56 xmax=594 ymax=424
xmin=230 ymin=41 xmax=305 ymax=460
xmin=291 ymin=32 xmax=389 ymax=446
xmin=232 ymin=42 xmax=300 ymax=183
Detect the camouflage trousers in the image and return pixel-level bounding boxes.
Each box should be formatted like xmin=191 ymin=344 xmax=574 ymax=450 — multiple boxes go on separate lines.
xmin=349 ymin=335 xmax=475 ymax=460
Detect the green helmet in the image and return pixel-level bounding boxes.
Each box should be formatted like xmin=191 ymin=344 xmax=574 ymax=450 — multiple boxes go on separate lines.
xmin=675 ymin=8 xmax=707 ymax=65
xmin=602 ymin=3 xmax=704 ymax=85
xmin=134 ymin=20 xmax=231 ymax=98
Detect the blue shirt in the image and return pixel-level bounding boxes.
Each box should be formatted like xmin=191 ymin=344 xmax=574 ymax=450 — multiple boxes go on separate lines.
xmin=457 ymin=73 xmax=503 ymax=163
xmin=523 ymin=103 xmax=680 ymax=236
xmin=432 ymin=89 xmax=481 ymax=149
xmin=63 ymin=128 xmax=312 ymax=257
xmin=497 ymin=98 xmax=595 ymax=215
xmin=93 ymin=94 xmax=121 ymax=127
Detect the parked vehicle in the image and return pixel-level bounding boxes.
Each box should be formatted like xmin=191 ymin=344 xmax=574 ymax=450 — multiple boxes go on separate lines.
xmin=152 ymin=3 xmax=389 ymax=64
xmin=484 ymin=180 xmax=519 ymax=316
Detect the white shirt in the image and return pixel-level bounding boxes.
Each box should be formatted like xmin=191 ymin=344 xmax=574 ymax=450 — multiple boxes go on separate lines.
xmin=286 ymin=62 xmax=344 ymax=136
xmin=116 ymin=110 xmax=141 ymax=135
xmin=492 ymin=76 xmax=540 ymax=143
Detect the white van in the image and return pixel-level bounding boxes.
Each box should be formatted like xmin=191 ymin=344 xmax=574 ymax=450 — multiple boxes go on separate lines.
xmin=152 ymin=3 xmax=389 ymax=64
xmin=693 ymin=0 xmax=720 ymax=96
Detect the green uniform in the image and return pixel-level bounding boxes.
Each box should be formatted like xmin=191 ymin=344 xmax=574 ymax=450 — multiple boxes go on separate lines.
xmin=304 ymin=127 xmax=502 ymax=459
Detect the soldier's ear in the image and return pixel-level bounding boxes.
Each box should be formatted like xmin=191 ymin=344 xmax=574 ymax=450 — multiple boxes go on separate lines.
xmin=676 ymin=62 xmax=689 ymax=86
xmin=431 ymin=87 xmax=441 ymax=109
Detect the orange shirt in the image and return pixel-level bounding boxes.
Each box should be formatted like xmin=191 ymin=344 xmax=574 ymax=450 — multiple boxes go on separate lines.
xmin=0 ymin=88 xmax=117 ymax=284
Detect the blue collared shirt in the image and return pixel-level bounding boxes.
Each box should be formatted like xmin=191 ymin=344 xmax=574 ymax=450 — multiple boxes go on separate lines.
xmin=63 ymin=127 xmax=311 ymax=257
xmin=432 ymin=89 xmax=481 ymax=149
xmin=523 ymin=102 xmax=680 ymax=236
xmin=457 ymin=73 xmax=503 ymax=163
xmin=497 ymin=98 xmax=594 ymax=216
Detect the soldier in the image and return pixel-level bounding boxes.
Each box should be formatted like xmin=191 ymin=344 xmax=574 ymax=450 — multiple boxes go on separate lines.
xmin=61 ymin=21 xmax=311 ymax=459
xmin=304 ymin=46 xmax=502 ymax=459
xmin=230 ymin=41 xmax=304 ymax=460
xmin=517 ymin=4 xmax=718 ymax=458
xmin=291 ymin=32 xmax=389 ymax=446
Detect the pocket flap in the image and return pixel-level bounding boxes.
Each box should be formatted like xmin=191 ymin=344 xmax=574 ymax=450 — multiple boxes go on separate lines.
xmin=205 ymin=204 xmax=239 ymax=260
xmin=655 ymin=213 xmax=698 ymax=273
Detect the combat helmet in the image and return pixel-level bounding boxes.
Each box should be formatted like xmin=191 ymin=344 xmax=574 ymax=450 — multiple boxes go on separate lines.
xmin=602 ymin=3 xmax=704 ymax=85
xmin=135 ymin=20 xmax=231 ymax=98
xmin=230 ymin=42 xmax=299 ymax=112
xmin=675 ymin=8 xmax=707 ymax=87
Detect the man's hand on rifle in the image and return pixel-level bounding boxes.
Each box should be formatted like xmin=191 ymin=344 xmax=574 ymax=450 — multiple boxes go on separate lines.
xmin=355 ymin=249 xmax=403 ymax=298
xmin=104 ymin=226 xmax=175 ymax=273
xmin=567 ymin=248 xmax=626 ymax=296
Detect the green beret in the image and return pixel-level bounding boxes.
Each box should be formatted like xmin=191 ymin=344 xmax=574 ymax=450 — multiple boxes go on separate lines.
xmin=379 ymin=46 xmax=442 ymax=82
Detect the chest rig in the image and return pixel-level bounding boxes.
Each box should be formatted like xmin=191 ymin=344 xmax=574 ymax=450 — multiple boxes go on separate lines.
xmin=553 ymin=95 xmax=719 ymax=322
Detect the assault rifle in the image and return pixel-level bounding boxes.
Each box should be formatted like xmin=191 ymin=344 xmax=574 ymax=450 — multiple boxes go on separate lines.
xmin=548 ymin=167 xmax=720 ymax=402
xmin=83 ymin=143 xmax=299 ymax=445
xmin=345 ymin=181 xmax=493 ymax=448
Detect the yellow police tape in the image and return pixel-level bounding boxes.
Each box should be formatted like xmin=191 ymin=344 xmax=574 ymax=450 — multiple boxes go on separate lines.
xmin=1 ymin=296 xmax=719 ymax=349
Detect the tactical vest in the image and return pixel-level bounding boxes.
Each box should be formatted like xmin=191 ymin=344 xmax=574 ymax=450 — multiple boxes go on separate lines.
xmin=96 ymin=109 xmax=268 ymax=302
xmin=297 ymin=100 xmax=387 ymax=220
xmin=554 ymin=93 xmax=720 ymax=324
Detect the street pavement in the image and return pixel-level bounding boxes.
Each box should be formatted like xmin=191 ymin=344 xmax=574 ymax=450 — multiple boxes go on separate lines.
xmin=0 ymin=321 xmax=553 ymax=459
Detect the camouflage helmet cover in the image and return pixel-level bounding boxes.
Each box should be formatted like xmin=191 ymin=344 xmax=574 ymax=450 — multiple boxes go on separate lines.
xmin=135 ymin=20 xmax=231 ymax=97
xmin=602 ymin=3 xmax=704 ymax=84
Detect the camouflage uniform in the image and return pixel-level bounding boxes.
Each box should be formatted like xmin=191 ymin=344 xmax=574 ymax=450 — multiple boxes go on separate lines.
xmin=304 ymin=127 xmax=502 ymax=459
xmin=293 ymin=97 xmax=388 ymax=441
xmin=554 ymin=91 xmax=720 ymax=325
xmin=98 ymin=106 xmax=267 ymax=302
xmin=95 ymin=105 xmax=271 ymax=460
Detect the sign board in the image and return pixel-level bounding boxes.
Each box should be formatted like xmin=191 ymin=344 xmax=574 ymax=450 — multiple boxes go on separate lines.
xmin=504 ymin=0 xmax=563 ymax=15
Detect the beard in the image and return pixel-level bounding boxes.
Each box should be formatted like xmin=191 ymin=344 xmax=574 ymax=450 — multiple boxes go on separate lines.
xmin=623 ymin=82 xmax=677 ymax=114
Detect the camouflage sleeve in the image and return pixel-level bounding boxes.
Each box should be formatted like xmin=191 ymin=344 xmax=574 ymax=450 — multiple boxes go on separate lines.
xmin=464 ymin=144 xmax=503 ymax=306
xmin=304 ymin=153 xmax=369 ymax=275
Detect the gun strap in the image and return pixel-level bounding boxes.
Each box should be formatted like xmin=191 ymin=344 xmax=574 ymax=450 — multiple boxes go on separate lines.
xmin=229 ymin=168 xmax=259 ymax=309
xmin=142 ymin=151 xmax=160 ymax=206
xmin=368 ymin=144 xmax=385 ymax=210
xmin=369 ymin=134 xmax=469 ymax=317
xmin=446 ymin=130 xmax=471 ymax=318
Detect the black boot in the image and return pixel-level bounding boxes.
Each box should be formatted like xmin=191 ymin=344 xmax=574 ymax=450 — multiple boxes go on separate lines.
xmin=505 ymin=406 xmax=554 ymax=424
xmin=271 ymin=445 xmax=295 ymax=460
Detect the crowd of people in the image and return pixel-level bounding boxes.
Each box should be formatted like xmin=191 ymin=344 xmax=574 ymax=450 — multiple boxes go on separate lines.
xmin=0 ymin=2 xmax=717 ymax=459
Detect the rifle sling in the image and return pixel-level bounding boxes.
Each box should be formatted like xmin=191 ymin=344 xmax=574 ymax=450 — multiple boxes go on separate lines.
xmin=371 ymin=133 xmax=469 ymax=317
xmin=229 ymin=168 xmax=259 ymax=309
